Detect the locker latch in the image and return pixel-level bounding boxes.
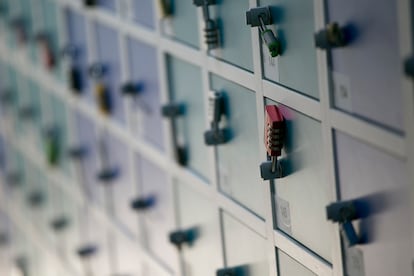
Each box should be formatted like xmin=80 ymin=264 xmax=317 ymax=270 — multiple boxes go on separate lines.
xmin=315 ymin=23 xmax=348 ymax=50
xmin=84 ymin=0 xmax=98 ymax=7
xmin=260 ymin=105 xmax=285 ymax=180
xmin=61 ymin=45 xmax=83 ymax=93
xmin=77 ymin=244 xmax=98 ymax=258
xmin=67 ymin=145 xmax=88 ymax=160
xmin=169 ymin=228 xmax=198 ymax=250
xmin=18 ymin=105 xmax=36 ymax=121
xmin=246 ymin=6 xmax=281 ymax=58
xmin=121 ymin=81 xmax=144 ymax=97
xmin=404 ymin=56 xmax=414 ymax=78
xmin=44 ymin=126 xmax=60 ymax=166
xmin=130 ymin=195 xmax=156 ymax=211
xmin=204 ymin=91 xmax=231 ymax=146
xmin=193 ymin=0 xmax=220 ymax=50
xmin=27 ymin=190 xmax=45 ymax=208
xmin=35 ymin=32 xmax=56 ymax=71
xmin=9 ymin=17 xmax=27 ymax=45
xmin=161 ymin=103 xmax=188 ymax=166
xmin=216 ymin=265 xmax=247 ymax=276
xmin=6 ymin=171 xmax=22 ymax=188
xmin=326 ymin=200 xmax=361 ymax=247
xmin=158 ymin=0 xmax=173 ymax=17
xmin=96 ymin=139 xmax=119 ymax=183
xmin=50 ymin=216 xmax=70 ymax=233
xmin=89 ymin=63 xmax=112 ymax=115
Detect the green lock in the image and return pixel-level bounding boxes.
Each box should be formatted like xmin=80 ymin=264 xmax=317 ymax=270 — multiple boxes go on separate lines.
xmin=45 ymin=127 xmax=60 ymax=166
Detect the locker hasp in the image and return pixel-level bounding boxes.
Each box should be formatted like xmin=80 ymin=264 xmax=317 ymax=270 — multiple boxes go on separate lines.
xmin=315 ymin=23 xmax=348 ymax=49
xmin=169 ymin=228 xmax=198 ymax=250
xmin=326 ymin=200 xmax=361 ymax=246
xmin=216 ymin=265 xmax=247 ymax=276
xmin=130 ymin=195 xmax=156 ymax=211
xmin=204 ymin=91 xmax=231 ymax=145
xmin=246 ymin=6 xmax=281 ymax=57
xmin=76 ymin=244 xmax=98 ymax=258
xmin=62 ymin=45 xmax=83 ymax=93
xmin=121 ymin=81 xmax=144 ymax=96
xmin=89 ymin=63 xmax=112 ymax=115
xmin=193 ymin=0 xmax=220 ymax=50
xmin=260 ymin=105 xmax=285 ymax=180
xmin=26 ymin=190 xmax=45 ymax=208
xmin=50 ymin=216 xmax=70 ymax=233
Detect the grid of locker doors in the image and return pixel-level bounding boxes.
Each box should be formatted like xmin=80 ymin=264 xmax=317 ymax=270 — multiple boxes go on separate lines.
xmin=0 ymin=0 xmax=413 ymax=276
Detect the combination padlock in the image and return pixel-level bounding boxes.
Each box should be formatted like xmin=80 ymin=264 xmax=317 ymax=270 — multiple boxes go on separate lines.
xmin=44 ymin=126 xmax=60 ymax=166
xmin=193 ymin=0 xmax=220 ymax=50
xmin=260 ymin=105 xmax=285 ymax=180
xmin=204 ymin=91 xmax=231 ymax=146
xmin=89 ymin=63 xmax=112 ymax=115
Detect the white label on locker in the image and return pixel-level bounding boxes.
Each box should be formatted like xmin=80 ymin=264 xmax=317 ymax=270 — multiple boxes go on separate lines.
xmin=276 ymin=196 xmax=292 ymax=235
xmin=346 ymin=247 xmax=365 ymax=276
xmin=332 ymin=71 xmax=353 ymax=112
xmin=162 ymin=19 xmax=175 ymax=37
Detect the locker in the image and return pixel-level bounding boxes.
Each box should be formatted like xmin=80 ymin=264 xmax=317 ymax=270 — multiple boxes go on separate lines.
xmin=266 ymin=99 xmax=333 ymax=262
xmin=161 ymin=0 xmax=199 ymax=48
xmin=165 ymin=55 xmax=210 ymax=181
xmin=127 ymin=38 xmax=165 ymax=150
xmin=174 ymin=180 xmax=223 ymax=276
xmin=94 ymin=22 xmax=125 ymax=124
xmin=277 ymin=249 xmax=316 ymax=276
xmin=65 ymin=8 xmax=91 ymax=101
xmin=326 ymin=0 xmax=404 ymax=132
xmin=334 ymin=131 xmax=413 ymax=276
xmin=136 ymin=154 xmax=177 ymax=271
xmin=132 ymin=0 xmax=155 ymax=29
xmin=221 ymin=211 xmax=269 ymax=275
xmin=209 ymin=0 xmax=254 ymax=71
xmin=210 ymin=74 xmax=264 ymax=217
xmin=74 ymin=111 xmax=103 ymax=205
xmin=259 ymin=0 xmax=319 ymax=99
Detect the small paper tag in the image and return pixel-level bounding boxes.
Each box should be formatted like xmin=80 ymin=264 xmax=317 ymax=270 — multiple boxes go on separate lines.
xmin=276 ymin=196 xmax=292 ymax=235
xmin=332 ymin=71 xmax=353 ymax=112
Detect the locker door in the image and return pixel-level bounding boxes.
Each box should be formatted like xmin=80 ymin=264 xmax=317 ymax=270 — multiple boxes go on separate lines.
xmin=221 ymin=212 xmax=269 ymax=275
xmin=162 ymin=0 xmax=199 ymax=48
xmin=131 ymin=0 xmax=155 ymax=29
xmin=259 ymin=0 xmax=320 ymax=99
xmin=210 ymin=74 xmax=264 ymax=217
xmin=166 ymin=55 xmax=210 ymax=181
xmin=174 ymin=181 xmax=223 ymax=276
xmin=327 ymin=0 xmax=404 ymax=132
xmin=334 ymin=132 xmax=413 ymax=275
xmin=266 ymin=99 xmax=333 ymax=262
xmin=137 ymin=155 xmax=178 ymax=271
xmin=65 ymin=8 xmax=91 ymax=101
xmin=74 ymin=111 xmax=103 ymax=205
xmin=127 ymin=38 xmax=164 ymax=150
xmin=210 ymin=0 xmax=253 ymax=71
xmin=94 ymin=22 xmax=125 ymax=124
xmin=277 ymin=249 xmax=316 ymax=276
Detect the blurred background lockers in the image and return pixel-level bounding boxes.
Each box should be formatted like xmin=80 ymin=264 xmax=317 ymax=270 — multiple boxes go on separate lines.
xmin=0 ymin=0 xmax=413 ymax=275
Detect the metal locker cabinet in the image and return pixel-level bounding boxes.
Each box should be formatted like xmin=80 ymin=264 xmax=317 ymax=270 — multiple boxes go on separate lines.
xmin=166 ymin=55 xmax=210 ymax=181
xmin=210 ymin=74 xmax=264 ymax=217
xmin=334 ymin=132 xmax=413 ymax=276
xmin=266 ymin=99 xmax=333 ymax=262
xmin=260 ymin=0 xmax=319 ymax=99
xmin=132 ymin=0 xmax=155 ymax=29
xmin=327 ymin=0 xmax=404 ymax=132
xmin=137 ymin=155 xmax=178 ymax=271
xmin=162 ymin=0 xmax=200 ymax=48
xmin=102 ymin=132 xmax=136 ymax=235
xmin=221 ymin=212 xmax=269 ymax=275
xmin=94 ymin=22 xmax=126 ymax=125
xmin=175 ymin=180 xmax=223 ymax=275
xmin=65 ymin=8 xmax=91 ymax=102
xmin=74 ymin=111 xmax=104 ymax=206
xmin=210 ymin=0 xmax=253 ymax=71
xmin=277 ymin=249 xmax=316 ymax=276
xmin=127 ymin=38 xmax=164 ymax=151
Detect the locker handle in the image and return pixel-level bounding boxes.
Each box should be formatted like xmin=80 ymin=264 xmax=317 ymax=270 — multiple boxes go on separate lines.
xmin=84 ymin=0 xmax=98 ymax=7
xmin=26 ymin=190 xmax=45 ymax=208
xmin=77 ymin=244 xmax=98 ymax=258
xmin=67 ymin=145 xmax=88 ymax=160
xmin=326 ymin=200 xmax=361 ymax=246
xmin=315 ymin=23 xmax=349 ymax=50
xmin=96 ymin=167 xmax=119 ymax=183
xmin=246 ymin=6 xmax=281 ymax=57
xmin=169 ymin=227 xmax=198 ymax=250
xmin=193 ymin=0 xmax=220 ymax=50
xmin=50 ymin=216 xmax=70 ymax=233
xmin=204 ymin=91 xmax=231 ymax=146
xmin=161 ymin=103 xmax=185 ymax=118
xmin=216 ymin=265 xmax=247 ymax=276
xmin=130 ymin=195 xmax=156 ymax=211
xmin=260 ymin=105 xmax=285 ymax=180
xmin=121 ymin=81 xmax=144 ymax=96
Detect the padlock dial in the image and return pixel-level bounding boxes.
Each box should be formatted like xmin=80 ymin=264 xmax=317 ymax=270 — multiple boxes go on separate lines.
xmin=264 ymin=105 xmax=284 ymax=157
